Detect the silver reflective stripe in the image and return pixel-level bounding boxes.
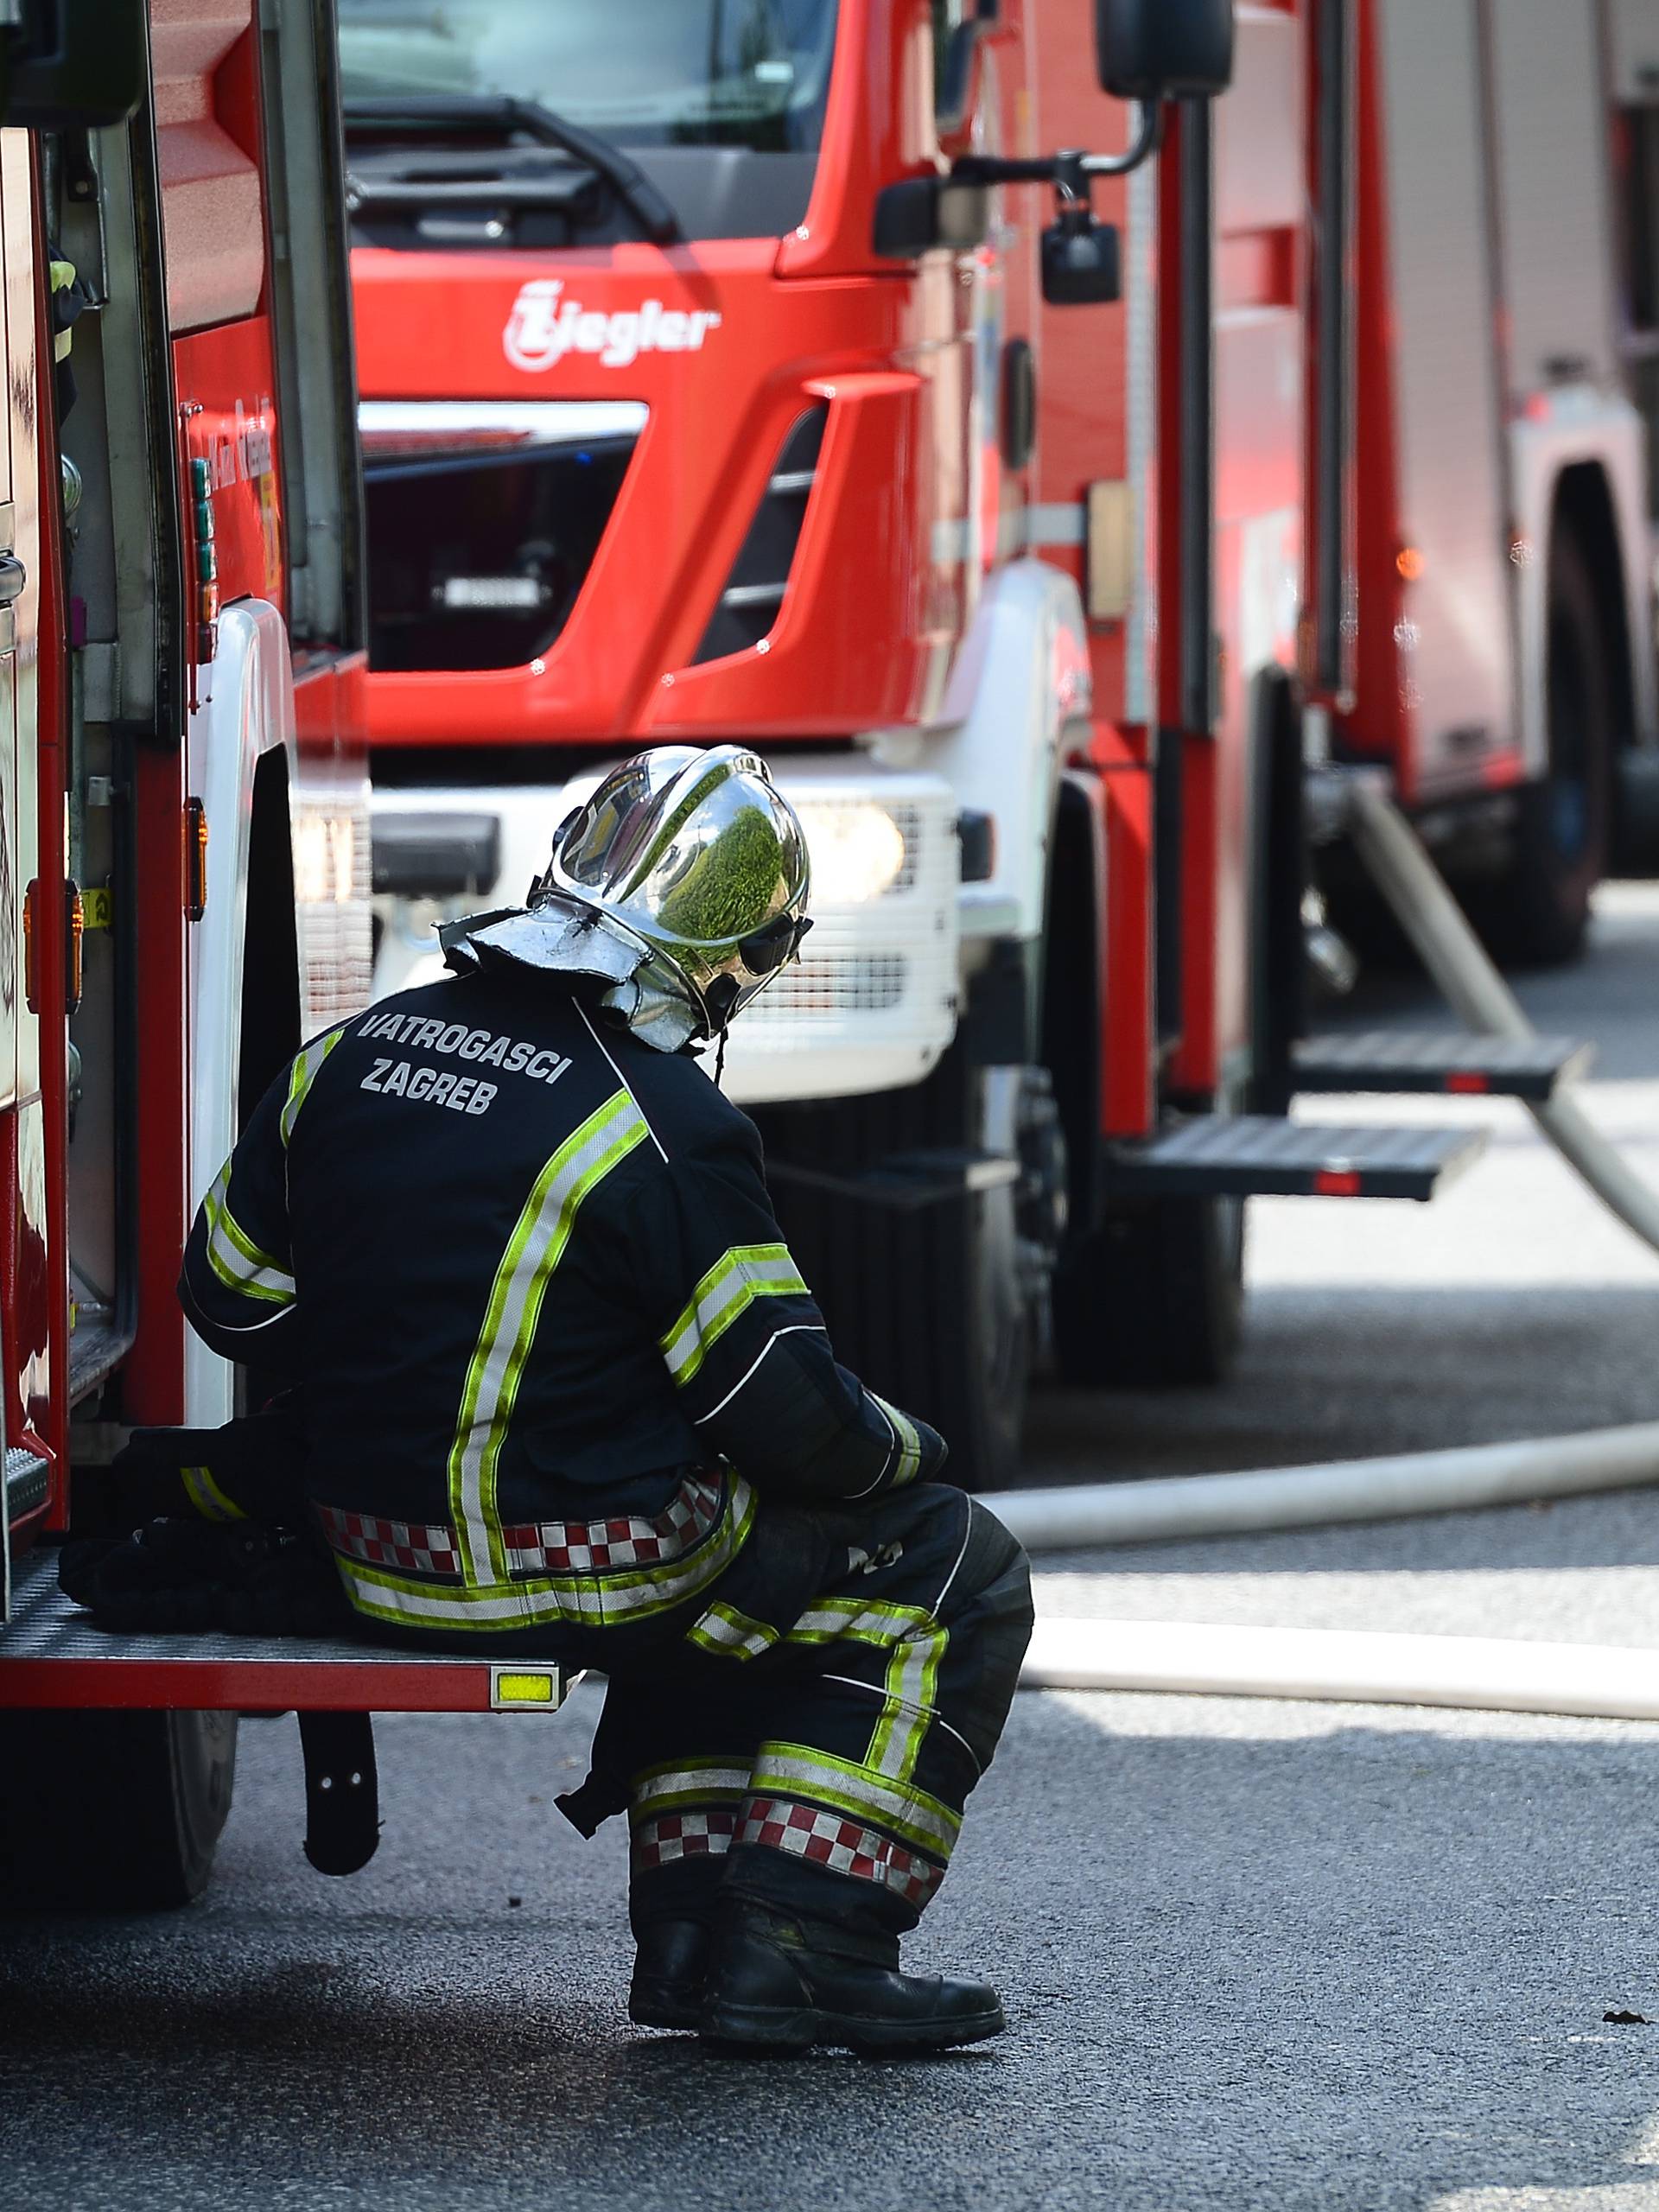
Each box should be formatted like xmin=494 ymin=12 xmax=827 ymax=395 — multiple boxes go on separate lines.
xmin=748 ymin=1745 xmax=961 ymax=1858
xmin=685 ymin=1599 xmax=778 ymax=1661
xmin=869 ymin=1620 xmax=949 ymax=1781
xmin=631 ymin=1761 xmax=753 ymax=1816
xmin=181 ymin=1465 xmax=246 ymax=1523
xmin=448 ymin=1090 xmax=650 ymax=1583
xmin=339 ymin=1475 xmax=755 ymax=1630
xmin=786 ymin=1597 xmax=913 ymax=1645
xmin=203 ymin=1166 xmax=296 ymax=1306
xmin=869 ymin=1393 xmax=923 ymax=1486
xmin=659 ymin=1243 xmax=809 ymax=1389
xmin=782 ymin=1595 xmax=947 ymax=1782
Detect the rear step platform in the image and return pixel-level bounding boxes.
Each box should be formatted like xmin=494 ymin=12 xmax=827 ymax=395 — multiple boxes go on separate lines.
xmin=1104 ymin=1115 xmax=1485 ymax=1202
xmin=1294 ymin=1031 xmax=1592 ymax=1102
xmin=0 ymin=1552 xmax=577 ymax=1715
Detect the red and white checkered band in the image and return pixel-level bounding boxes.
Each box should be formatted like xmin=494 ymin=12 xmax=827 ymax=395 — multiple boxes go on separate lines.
xmin=316 ymin=1506 xmax=462 ymax=1580
xmin=502 ymin=1472 xmax=726 ymax=1576
xmin=738 ymin=1796 xmax=944 ymax=1910
xmin=631 ymin=1808 xmax=739 ymax=1872
xmin=316 ymin=1473 xmax=727 ymax=1585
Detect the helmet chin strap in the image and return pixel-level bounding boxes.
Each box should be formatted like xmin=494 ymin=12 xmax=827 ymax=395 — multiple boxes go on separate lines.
xmin=702 ymin=975 xmax=741 ymax=1089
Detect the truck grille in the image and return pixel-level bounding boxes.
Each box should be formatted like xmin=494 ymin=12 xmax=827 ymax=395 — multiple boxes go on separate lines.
xmin=694 ymin=404 xmax=827 ymax=664
xmin=359 ymin=401 xmax=645 ymax=672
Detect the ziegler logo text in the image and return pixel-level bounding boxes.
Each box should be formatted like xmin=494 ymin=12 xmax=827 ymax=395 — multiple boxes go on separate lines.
xmin=505 ymin=278 xmax=721 ymax=372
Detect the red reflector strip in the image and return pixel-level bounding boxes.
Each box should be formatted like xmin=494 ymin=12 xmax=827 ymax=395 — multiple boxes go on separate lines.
xmin=1314 ymin=1168 xmax=1363 ymax=1197
xmin=1445 ymin=1071 xmax=1490 ymax=1095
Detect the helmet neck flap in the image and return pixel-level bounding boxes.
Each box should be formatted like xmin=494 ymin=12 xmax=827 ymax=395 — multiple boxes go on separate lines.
xmin=439 ymin=893 xmax=707 ymax=1054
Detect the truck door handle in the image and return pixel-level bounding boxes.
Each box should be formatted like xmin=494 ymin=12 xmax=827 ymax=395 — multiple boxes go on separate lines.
xmin=0 ymin=556 xmax=27 ymax=606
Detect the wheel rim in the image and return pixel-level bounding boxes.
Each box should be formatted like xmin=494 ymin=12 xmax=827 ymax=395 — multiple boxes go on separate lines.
xmin=977 ymin=1189 xmax=1028 ymax=1416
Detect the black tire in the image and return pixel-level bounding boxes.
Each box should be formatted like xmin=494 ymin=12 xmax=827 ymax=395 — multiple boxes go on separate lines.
xmin=852 ymin=1159 xmax=1029 ymax=1496
xmin=1478 ymin=531 xmax=1611 ymax=967
xmin=1052 ymin=1192 xmax=1245 ymax=1389
xmin=0 ymin=1707 xmax=237 ymax=1911
xmin=757 ymin=1057 xmax=1033 ymax=1494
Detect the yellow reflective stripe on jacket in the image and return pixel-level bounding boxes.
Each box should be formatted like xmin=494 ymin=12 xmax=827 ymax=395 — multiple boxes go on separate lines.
xmin=181 ymin=1465 xmax=246 ymax=1522
xmin=448 ymin=1090 xmax=652 ymax=1584
xmin=869 ymin=1392 xmax=924 ymax=1486
xmin=280 ymin=1027 xmax=346 ymax=1146
xmin=50 ymin=258 xmax=75 ymax=362
xmin=685 ymin=1597 xmax=779 ymax=1661
xmin=203 ymin=1166 xmax=296 ymax=1306
xmin=336 ymin=1476 xmax=756 ymax=1631
xmin=658 ymin=1242 xmax=808 ymax=1389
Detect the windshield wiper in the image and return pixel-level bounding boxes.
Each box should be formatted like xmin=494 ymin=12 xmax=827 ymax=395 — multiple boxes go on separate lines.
xmin=342 ymin=92 xmax=681 ymax=245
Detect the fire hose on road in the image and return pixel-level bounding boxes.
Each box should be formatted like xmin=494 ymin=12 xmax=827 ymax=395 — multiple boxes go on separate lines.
xmin=993 ymin=783 xmax=1659 ymax=1722
xmin=1346 ymin=778 xmax=1659 ymax=1252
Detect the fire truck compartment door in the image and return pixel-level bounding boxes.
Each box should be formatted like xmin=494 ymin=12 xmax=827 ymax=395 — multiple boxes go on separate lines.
xmin=1485 ymin=0 xmax=1617 ymax=399
xmin=0 ymin=134 xmax=46 ymax=1571
xmin=1375 ymin=0 xmax=1512 ymax=793
xmin=184 ymin=599 xmax=299 ymax=1428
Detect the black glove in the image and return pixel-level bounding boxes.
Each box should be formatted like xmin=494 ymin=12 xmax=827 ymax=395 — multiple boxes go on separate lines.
xmin=58 ymin=1517 xmax=355 ymax=1637
xmin=104 ymin=1400 xmax=312 ymax=1528
xmin=104 ymin=1429 xmax=224 ymax=1522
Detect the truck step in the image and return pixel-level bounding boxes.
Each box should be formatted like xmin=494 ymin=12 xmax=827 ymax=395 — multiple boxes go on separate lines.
xmin=1103 ymin=1115 xmax=1485 ymax=1202
xmin=0 ymin=1552 xmax=578 ymax=1714
xmin=1294 ymin=1030 xmax=1592 ymax=1102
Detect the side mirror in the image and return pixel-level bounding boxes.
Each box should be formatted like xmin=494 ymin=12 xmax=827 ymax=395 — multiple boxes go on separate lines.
xmin=3 ymin=0 xmax=149 ymax=131
xmin=874 ymin=175 xmax=991 ymax=261
xmin=1095 ymin=0 xmax=1236 ymax=102
xmin=1042 ymin=211 xmax=1121 ymax=308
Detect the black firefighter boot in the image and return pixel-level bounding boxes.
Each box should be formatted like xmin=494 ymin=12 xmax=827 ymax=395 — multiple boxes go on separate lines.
xmin=630 ymin=1916 xmax=710 ymax=2031
xmin=628 ymin=1861 xmax=724 ymax=2031
xmin=700 ymin=1898 xmax=1006 ymax=2055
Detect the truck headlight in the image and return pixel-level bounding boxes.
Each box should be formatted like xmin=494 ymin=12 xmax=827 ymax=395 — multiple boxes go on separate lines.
xmin=797 ymin=801 xmax=908 ymax=906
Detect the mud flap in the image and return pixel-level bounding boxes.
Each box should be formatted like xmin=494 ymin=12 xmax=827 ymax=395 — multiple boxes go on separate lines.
xmin=297 ymin=1710 xmax=379 ymax=1876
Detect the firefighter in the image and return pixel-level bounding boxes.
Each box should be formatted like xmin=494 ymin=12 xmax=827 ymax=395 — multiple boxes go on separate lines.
xmin=104 ymin=746 xmax=1033 ymax=2054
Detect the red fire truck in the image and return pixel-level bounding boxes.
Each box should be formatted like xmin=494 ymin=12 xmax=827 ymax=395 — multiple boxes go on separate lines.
xmin=0 ymin=0 xmax=1622 ymax=1910
xmin=338 ymin=0 xmax=1622 ymax=1490
xmin=1320 ymin=0 xmax=1659 ymax=964
xmin=0 ymin=0 xmax=392 ymax=1906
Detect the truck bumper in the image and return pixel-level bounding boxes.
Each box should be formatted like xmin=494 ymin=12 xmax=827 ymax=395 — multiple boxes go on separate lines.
xmin=368 ymin=755 xmax=962 ymax=1106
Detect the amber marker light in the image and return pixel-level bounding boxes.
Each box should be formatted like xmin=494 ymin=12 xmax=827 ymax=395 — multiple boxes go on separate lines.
xmin=66 ymin=886 xmax=84 ymax=1013
xmin=185 ymin=798 xmax=209 ymax=923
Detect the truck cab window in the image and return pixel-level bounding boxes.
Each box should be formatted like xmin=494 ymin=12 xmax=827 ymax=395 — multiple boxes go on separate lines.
xmin=337 ymin=0 xmax=841 ymax=243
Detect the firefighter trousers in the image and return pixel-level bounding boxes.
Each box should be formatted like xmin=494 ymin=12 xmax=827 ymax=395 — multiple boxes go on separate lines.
xmin=582 ymin=1483 xmax=1034 ymax=1940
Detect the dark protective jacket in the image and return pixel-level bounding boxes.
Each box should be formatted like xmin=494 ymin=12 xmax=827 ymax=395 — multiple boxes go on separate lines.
xmin=176 ymin=972 xmax=944 ymax=1635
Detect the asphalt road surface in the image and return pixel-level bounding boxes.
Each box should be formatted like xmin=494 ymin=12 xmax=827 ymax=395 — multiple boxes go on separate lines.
xmin=6 ymin=887 xmax=1659 ymax=2211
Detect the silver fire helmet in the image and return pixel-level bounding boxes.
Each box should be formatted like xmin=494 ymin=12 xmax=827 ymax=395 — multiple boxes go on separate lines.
xmin=442 ymin=746 xmax=812 ymax=1052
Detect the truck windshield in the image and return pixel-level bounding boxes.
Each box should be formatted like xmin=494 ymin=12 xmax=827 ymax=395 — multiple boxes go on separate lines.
xmin=337 ymin=0 xmax=840 ymax=156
